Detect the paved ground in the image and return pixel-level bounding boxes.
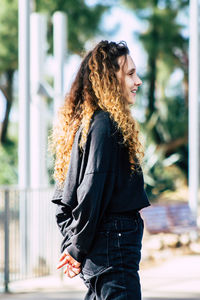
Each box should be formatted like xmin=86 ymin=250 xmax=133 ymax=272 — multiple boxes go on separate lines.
xmin=0 ymin=255 xmax=200 ymax=299
xmin=140 ymin=254 xmax=200 ymax=299
xmin=0 ymin=292 xmax=199 ymax=300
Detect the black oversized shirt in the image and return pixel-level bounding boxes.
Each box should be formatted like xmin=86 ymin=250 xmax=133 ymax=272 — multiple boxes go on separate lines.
xmin=51 ymin=109 xmax=151 ymax=263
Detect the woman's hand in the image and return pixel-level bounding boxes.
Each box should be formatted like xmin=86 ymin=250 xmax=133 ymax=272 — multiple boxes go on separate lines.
xmin=56 ymin=249 xmax=81 ymax=278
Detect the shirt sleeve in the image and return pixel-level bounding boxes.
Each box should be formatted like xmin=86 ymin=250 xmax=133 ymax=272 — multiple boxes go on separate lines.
xmin=51 ymin=184 xmax=74 ymax=250
xmin=64 ymin=117 xmax=117 ymax=263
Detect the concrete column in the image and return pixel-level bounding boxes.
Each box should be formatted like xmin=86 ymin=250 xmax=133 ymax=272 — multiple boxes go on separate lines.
xmin=18 ymin=0 xmax=30 ymax=189
xmin=189 ymin=0 xmax=200 ymax=219
xmin=53 ymin=12 xmax=67 ymax=117
xmin=30 ymin=13 xmax=48 ymax=189
xmin=29 ymin=13 xmax=48 ymax=275
xmin=18 ymin=0 xmax=30 ymax=278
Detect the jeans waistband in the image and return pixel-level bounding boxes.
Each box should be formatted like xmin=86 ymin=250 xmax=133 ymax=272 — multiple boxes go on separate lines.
xmin=99 ymin=210 xmax=141 ymax=232
xmin=103 ymin=210 xmax=140 ymax=220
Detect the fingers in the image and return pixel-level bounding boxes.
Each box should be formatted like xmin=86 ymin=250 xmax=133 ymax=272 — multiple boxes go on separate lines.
xmin=56 ymin=256 xmax=70 ymax=269
xmin=71 ymin=266 xmax=81 ymax=275
xmin=56 ymin=249 xmax=82 ymax=278
xmin=59 ymin=249 xmax=69 ymax=262
xmin=64 ymin=264 xmax=81 ymax=278
xmin=59 ymin=258 xmax=80 ymax=270
xmin=67 ymin=254 xmax=81 ymax=267
xmin=71 ymin=261 xmax=81 ymax=268
xmin=58 ymin=249 xmax=80 ymax=265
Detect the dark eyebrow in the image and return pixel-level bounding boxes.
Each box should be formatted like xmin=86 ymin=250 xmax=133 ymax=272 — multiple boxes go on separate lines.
xmin=127 ymin=68 xmax=136 ymax=73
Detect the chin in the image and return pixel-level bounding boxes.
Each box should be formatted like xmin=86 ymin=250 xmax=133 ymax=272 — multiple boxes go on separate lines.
xmin=124 ymin=95 xmax=136 ymax=106
xmin=128 ymin=97 xmax=136 ymax=105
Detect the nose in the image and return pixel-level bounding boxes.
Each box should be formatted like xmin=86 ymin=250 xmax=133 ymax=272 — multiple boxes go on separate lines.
xmin=135 ymin=74 xmax=142 ymax=86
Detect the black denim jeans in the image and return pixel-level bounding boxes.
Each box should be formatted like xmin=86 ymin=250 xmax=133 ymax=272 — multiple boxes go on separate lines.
xmin=79 ymin=211 xmax=144 ymax=300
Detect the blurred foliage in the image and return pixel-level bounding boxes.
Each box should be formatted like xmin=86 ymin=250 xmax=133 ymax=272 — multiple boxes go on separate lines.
xmin=0 ymin=0 xmax=18 ymax=144
xmin=0 ymin=0 xmax=18 ymax=72
xmin=0 ymin=136 xmax=18 ymax=185
xmin=46 ymin=126 xmax=55 ymax=186
xmin=140 ymin=94 xmax=188 ymax=199
xmin=0 ymin=0 xmax=109 ymax=184
xmin=123 ymin=0 xmax=188 ymax=117
xmin=142 ymin=144 xmax=179 ymax=200
xmin=35 ymin=0 xmax=109 ymax=54
xmin=0 ymin=0 xmax=109 ymax=147
xmin=124 ymin=0 xmax=189 ymax=200
xmin=0 ymin=0 xmax=190 ymax=199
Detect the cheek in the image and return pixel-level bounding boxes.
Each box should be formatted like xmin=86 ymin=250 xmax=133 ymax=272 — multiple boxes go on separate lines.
xmin=124 ymin=77 xmax=132 ymax=90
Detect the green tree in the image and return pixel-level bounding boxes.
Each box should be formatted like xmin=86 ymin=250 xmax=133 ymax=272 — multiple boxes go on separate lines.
xmin=0 ymin=0 xmax=18 ymax=144
xmin=35 ymin=0 xmax=109 ymax=54
xmin=122 ymin=0 xmax=189 ymax=198
xmin=123 ymin=0 xmax=188 ymax=118
xmin=0 ymin=0 xmax=109 ymax=145
xmin=0 ymin=0 xmax=109 ymax=184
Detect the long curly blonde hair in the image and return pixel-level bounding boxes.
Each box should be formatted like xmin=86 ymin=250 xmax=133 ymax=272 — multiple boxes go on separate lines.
xmin=49 ymin=40 xmax=144 ymax=188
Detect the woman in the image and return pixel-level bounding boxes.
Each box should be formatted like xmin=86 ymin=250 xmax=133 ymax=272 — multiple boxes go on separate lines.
xmin=50 ymin=40 xmax=151 ymax=299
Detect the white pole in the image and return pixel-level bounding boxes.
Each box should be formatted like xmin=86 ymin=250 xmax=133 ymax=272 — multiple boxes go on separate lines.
xmin=189 ymin=0 xmax=200 ymax=220
xmin=18 ymin=0 xmax=30 ymax=188
xmin=18 ymin=0 xmax=30 ymax=278
xmin=30 ymin=13 xmax=48 ymax=189
xmin=29 ymin=13 xmax=48 ymax=274
xmin=53 ymin=12 xmax=67 ymax=117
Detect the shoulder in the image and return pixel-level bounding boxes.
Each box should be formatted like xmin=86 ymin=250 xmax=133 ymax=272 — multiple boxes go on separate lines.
xmin=89 ymin=110 xmax=112 ymax=136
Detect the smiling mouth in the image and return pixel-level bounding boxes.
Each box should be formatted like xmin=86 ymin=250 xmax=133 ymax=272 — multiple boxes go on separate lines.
xmin=131 ymin=90 xmax=137 ymax=94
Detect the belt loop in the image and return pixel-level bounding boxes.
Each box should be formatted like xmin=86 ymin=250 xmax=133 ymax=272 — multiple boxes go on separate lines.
xmin=114 ymin=219 xmax=118 ymax=231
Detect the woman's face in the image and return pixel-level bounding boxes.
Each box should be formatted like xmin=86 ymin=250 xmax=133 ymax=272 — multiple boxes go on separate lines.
xmin=116 ymin=54 xmax=142 ymax=105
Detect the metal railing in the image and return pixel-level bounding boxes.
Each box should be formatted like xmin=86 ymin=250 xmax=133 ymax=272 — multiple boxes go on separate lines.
xmin=0 ymin=187 xmax=62 ymax=292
